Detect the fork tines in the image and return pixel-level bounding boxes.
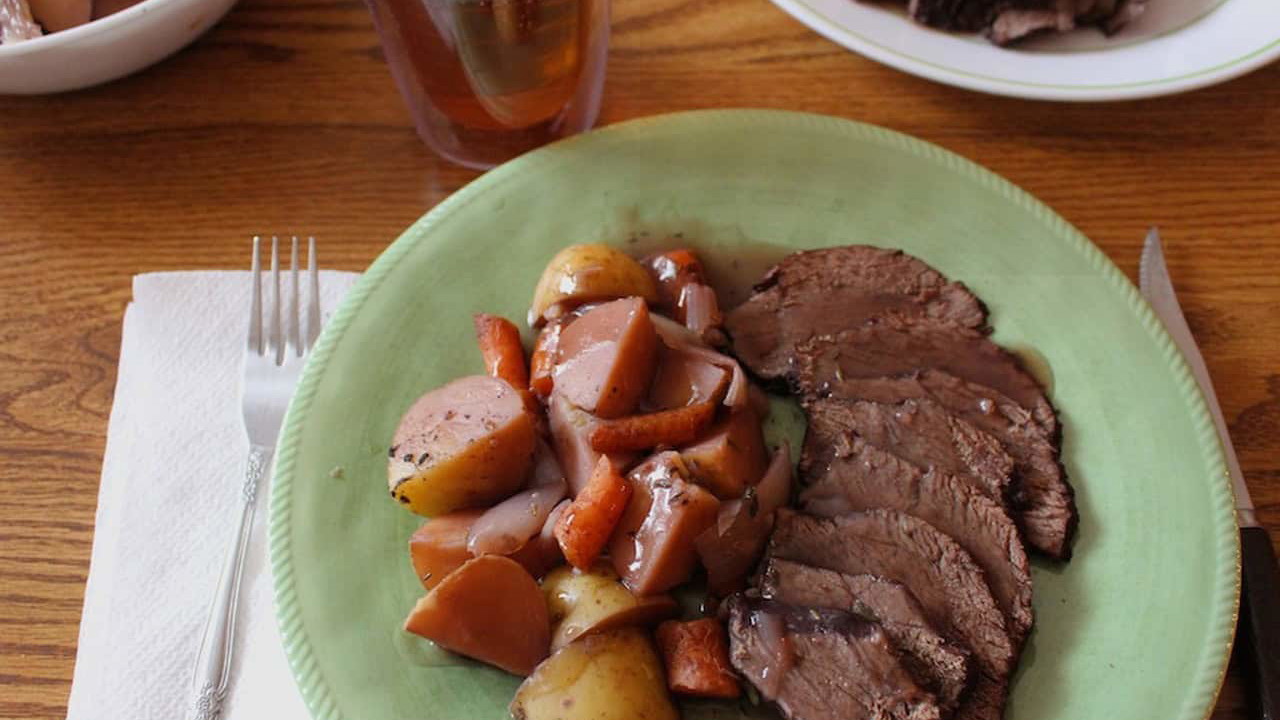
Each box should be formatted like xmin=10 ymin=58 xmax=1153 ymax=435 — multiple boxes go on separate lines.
xmin=248 ymin=236 xmax=319 ymax=363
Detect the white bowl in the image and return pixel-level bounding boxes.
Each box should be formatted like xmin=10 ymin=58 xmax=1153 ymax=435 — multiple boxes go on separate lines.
xmin=0 ymin=0 xmax=238 ymax=94
xmin=767 ymin=0 xmax=1280 ymax=100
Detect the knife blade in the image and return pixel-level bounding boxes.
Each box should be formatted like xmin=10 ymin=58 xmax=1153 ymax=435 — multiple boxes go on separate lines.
xmin=1139 ymin=227 xmax=1278 ymax=720
xmin=1139 ymin=228 xmax=1256 ymax=528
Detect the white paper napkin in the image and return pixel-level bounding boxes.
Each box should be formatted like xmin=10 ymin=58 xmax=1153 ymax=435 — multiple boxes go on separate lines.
xmin=66 ymin=270 xmax=359 ymax=720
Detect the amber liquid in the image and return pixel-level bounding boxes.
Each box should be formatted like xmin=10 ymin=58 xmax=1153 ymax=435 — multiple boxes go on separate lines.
xmin=367 ymin=0 xmax=608 ymax=168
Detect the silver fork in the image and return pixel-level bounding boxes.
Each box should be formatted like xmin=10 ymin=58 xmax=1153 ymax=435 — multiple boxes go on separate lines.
xmin=190 ymin=236 xmax=321 ymax=720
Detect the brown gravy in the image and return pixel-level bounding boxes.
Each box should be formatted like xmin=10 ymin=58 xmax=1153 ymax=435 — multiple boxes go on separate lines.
xmin=606 ymin=216 xmax=788 ymax=310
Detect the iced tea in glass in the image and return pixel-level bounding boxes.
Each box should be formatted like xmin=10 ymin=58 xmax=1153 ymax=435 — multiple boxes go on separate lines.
xmin=365 ymin=0 xmax=609 ymax=169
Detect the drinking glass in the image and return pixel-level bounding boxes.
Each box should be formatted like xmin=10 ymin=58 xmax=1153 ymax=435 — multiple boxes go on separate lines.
xmin=365 ymin=0 xmax=610 ymax=169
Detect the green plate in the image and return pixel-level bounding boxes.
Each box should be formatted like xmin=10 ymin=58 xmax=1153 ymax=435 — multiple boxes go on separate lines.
xmin=270 ymin=110 xmax=1239 ymax=720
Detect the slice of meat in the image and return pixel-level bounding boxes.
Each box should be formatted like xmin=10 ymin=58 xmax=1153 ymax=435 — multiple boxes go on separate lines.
xmin=727 ymin=597 xmax=943 ymax=720
xmin=769 ymin=509 xmax=1014 ymax=720
xmin=1071 ymin=0 xmax=1117 ymax=20
xmin=985 ymin=0 xmax=1143 ymax=44
xmin=907 ymin=0 xmax=996 ymax=31
xmin=794 ymin=324 xmax=1057 ymax=436
xmin=802 ymin=397 xmax=1014 ymax=503
xmin=830 ymin=369 xmax=1077 ymax=559
xmin=1102 ymin=0 xmax=1145 ymax=32
xmin=799 ymin=434 xmax=1033 ymax=647
xmin=725 ymin=246 xmax=987 ymax=382
xmin=987 ymin=5 xmax=1073 ymax=44
xmin=759 ymin=558 xmax=973 ymax=713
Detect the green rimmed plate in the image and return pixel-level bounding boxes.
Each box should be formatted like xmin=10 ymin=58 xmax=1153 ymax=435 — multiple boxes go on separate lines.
xmin=269 ymin=109 xmax=1239 ymax=720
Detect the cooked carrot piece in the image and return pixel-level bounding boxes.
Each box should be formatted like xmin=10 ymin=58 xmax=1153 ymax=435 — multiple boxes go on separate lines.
xmin=655 ymin=618 xmax=740 ymax=699
xmin=474 ymin=313 xmax=530 ymax=391
xmin=529 ymin=318 xmax=565 ymax=399
xmin=588 ymin=402 xmax=717 ymax=453
xmin=554 ymin=456 xmax=633 ymax=570
xmin=645 ymin=248 xmax=706 ymax=292
xmin=657 ymin=248 xmax=704 ymax=275
xmin=643 ymin=249 xmax=708 ymax=320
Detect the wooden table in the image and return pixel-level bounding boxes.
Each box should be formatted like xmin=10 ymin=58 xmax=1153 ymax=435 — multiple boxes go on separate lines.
xmin=1 ymin=0 xmax=1277 ymax=716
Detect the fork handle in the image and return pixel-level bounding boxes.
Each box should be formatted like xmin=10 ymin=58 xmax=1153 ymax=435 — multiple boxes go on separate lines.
xmin=189 ymin=445 xmax=272 ymax=720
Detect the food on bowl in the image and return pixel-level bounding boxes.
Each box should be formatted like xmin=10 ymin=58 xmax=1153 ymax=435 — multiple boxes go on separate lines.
xmin=386 ymin=242 xmax=1076 ymax=720
xmin=0 ymin=0 xmax=139 ymax=43
xmin=0 ymin=0 xmax=42 ymax=42
xmin=887 ymin=0 xmax=1147 ymax=45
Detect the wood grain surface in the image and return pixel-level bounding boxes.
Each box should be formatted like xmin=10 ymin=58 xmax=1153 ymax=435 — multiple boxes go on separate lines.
xmin=0 ymin=0 xmax=1277 ymax=716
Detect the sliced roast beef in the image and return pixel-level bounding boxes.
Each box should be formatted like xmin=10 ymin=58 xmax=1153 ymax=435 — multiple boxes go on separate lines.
xmin=987 ymin=5 xmax=1073 ymax=44
xmin=794 ymin=324 xmax=1057 ymax=436
xmin=759 ymin=558 xmax=973 ymax=713
xmin=727 ymin=597 xmax=943 ymax=720
xmin=769 ymin=509 xmax=1013 ymax=720
xmin=725 ymin=246 xmax=987 ymax=382
xmin=908 ymin=0 xmax=997 ymax=32
xmin=799 ymin=434 xmax=1033 ymax=647
xmin=1102 ymin=0 xmax=1146 ymax=32
xmin=802 ymin=397 xmax=1015 ymax=503
xmin=829 ymin=369 xmax=1077 ymax=559
xmin=986 ymin=0 xmax=1145 ymax=44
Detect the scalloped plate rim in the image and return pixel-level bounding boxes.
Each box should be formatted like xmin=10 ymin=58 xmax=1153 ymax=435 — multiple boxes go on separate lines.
xmin=268 ymin=108 xmax=1240 ymax=720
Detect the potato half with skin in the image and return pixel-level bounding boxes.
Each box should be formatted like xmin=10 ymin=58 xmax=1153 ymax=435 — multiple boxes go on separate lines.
xmin=680 ymin=408 xmax=768 ymax=499
xmin=389 ymin=375 xmax=536 ymax=517
xmin=648 ymin=345 xmax=730 ymax=410
xmin=609 ymin=452 xmax=720 ymax=596
xmin=548 ymin=393 xmax=638 ymax=496
xmin=403 ymin=555 xmax=550 ymax=676
xmin=542 ymin=563 xmax=678 ymax=650
xmin=409 ymin=508 xmax=562 ymax=590
xmin=554 ymin=297 xmax=660 ymax=419
xmin=409 ymin=509 xmax=484 ymax=590
xmin=511 ymin=628 xmax=678 ymax=720
xmin=528 ymin=244 xmax=659 ymax=327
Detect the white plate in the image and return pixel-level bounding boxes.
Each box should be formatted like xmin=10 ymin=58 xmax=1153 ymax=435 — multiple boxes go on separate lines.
xmin=770 ymin=0 xmax=1280 ymax=100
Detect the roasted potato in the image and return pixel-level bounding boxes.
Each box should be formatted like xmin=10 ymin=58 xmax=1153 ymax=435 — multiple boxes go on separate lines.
xmin=511 ymin=628 xmax=678 ymax=720
xmin=507 ymin=530 xmax=564 ymax=580
xmin=609 ymin=452 xmax=720 ymax=596
xmin=403 ymin=555 xmax=550 ymax=676
xmin=409 ymin=509 xmax=485 ymax=590
xmin=528 ymin=244 xmax=658 ymax=327
xmin=548 ymin=392 xmax=642 ymax=496
xmin=695 ymin=444 xmax=793 ymax=595
xmin=648 ymin=346 xmax=730 ymax=410
xmin=554 ymin=297 xmax=659 ymax=419
xmin=542 ymin=563 xmax=678 ymax=650
xmin=410 ymin=508 xmax=560 ymax=589
xmin=681 ymin=408 xmax=768 ymax=499
xmin=389 ymin=375 xmax=537 ymax=517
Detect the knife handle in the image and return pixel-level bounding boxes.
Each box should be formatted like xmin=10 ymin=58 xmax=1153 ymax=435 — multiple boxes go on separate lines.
xmin=1241 ymin=526 xmax=1280 ymax=720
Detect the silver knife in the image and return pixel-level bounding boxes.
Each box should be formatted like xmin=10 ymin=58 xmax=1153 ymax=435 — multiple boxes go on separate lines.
xmin=1140 ymin=228 xmax=1278 ymax=720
